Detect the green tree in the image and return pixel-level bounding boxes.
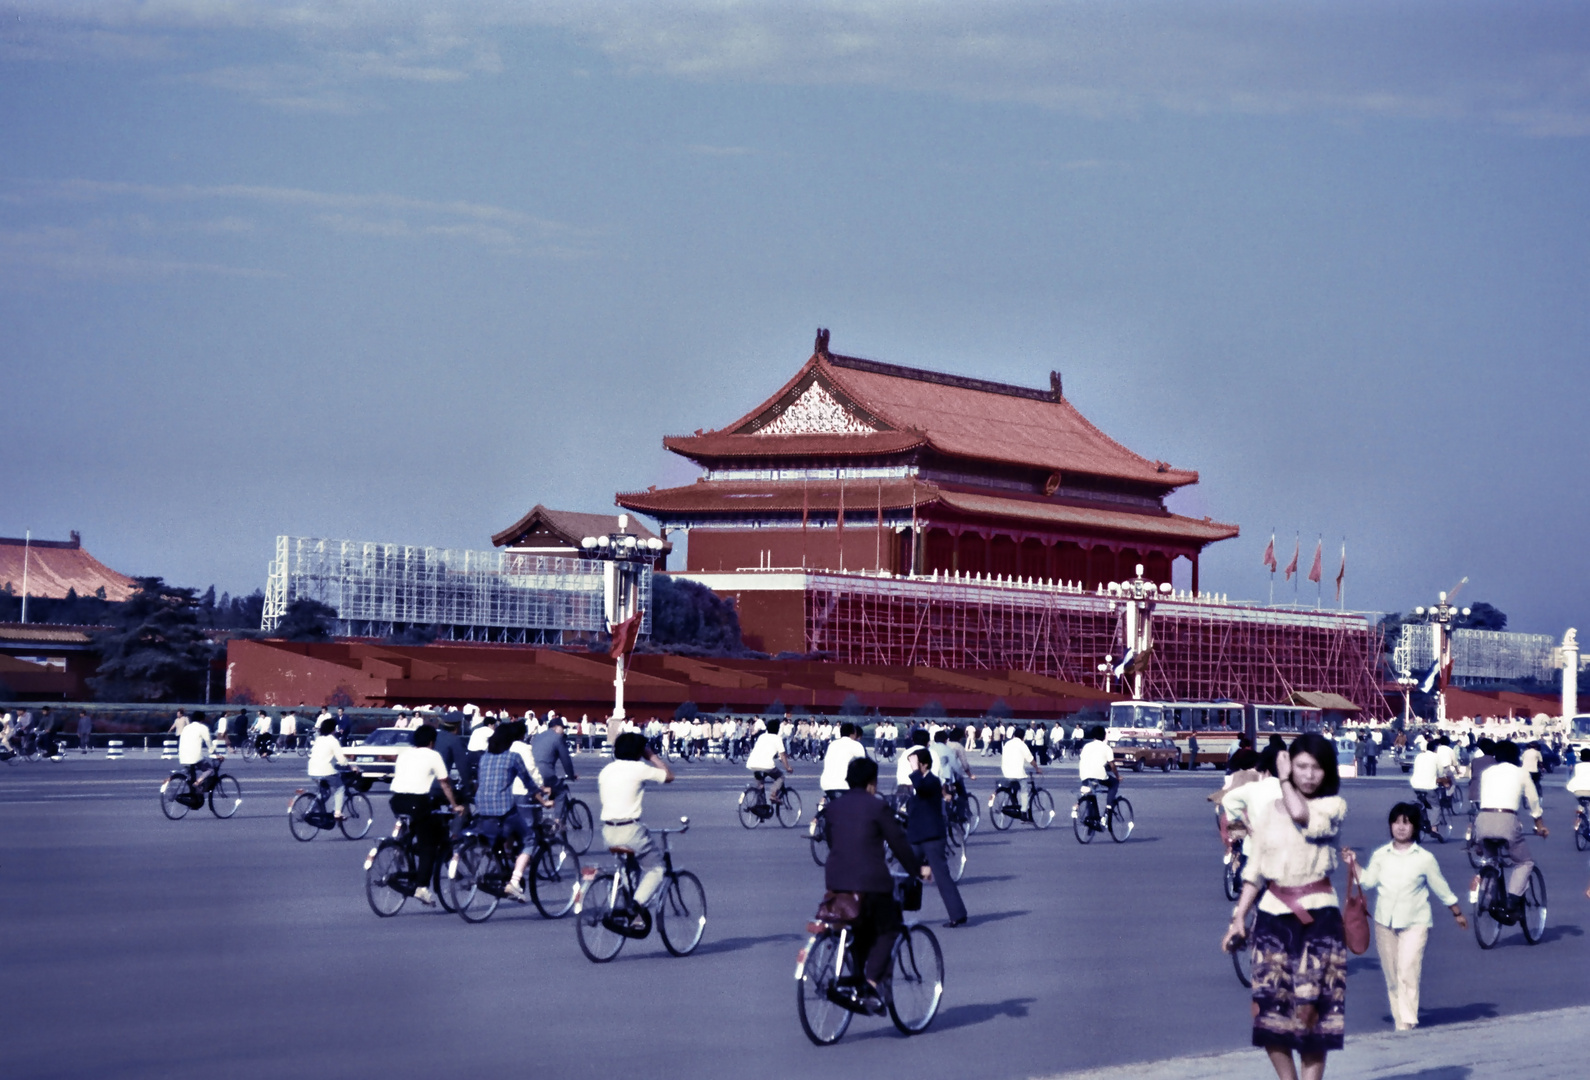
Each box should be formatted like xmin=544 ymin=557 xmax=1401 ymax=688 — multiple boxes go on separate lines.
xmin=271 ymin=598 xmax=338 ymax=642
xmin=88 ymin=577 xmax=215 ymax=702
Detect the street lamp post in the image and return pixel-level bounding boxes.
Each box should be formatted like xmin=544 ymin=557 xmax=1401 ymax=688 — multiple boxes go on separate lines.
xmin=579 ymin=517 xmax=663 ymax=722
xmin=1413 ymin=591 xmax=1469 ymax=725
xmin=1108 ymin=564 xmax=1173 ymax=701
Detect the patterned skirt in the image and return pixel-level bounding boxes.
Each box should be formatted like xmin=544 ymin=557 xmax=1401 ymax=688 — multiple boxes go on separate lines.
xmin=1250 ymin=907 xmax=1347 ymax=1054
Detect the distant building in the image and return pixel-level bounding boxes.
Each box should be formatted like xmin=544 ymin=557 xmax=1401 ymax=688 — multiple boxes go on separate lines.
xmin=0 ymin=532 xmax=135 ymax=602
xmin=491 ymin=504 xmax=668 ymax=570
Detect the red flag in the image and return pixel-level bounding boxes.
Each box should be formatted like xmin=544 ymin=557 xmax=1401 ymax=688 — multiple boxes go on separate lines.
xmin=1261 ymin=534 xmax=1277 ymax=572
xmin=1307 ymin=540 xmax=1322 ymax=584
xmin=1283 ymin=538 xmax=1299 ymax=581
xmin=608 ymin=611 xmax=644 ymax=659
xmin=1334 ymin=544 xmax=1346 ymax=601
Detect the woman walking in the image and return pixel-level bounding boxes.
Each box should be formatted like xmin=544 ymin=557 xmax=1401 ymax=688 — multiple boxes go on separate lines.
xmin=1344 ymin=803 xmax=1465 ymax=1031
xmin=1222 ymin=732 xmax=1348 ymax=1080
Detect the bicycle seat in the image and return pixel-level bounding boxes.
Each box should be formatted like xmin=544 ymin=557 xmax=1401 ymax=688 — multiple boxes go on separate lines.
xmin=608 ymin=845 xmax=637 ymax=856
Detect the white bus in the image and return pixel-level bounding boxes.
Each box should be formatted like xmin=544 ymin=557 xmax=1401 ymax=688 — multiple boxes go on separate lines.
xmin=1107 ymin=700 xmax=1325 ymax=768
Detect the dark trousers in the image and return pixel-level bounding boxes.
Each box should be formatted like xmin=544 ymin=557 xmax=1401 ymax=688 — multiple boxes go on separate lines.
xmin=1364 ymin=756 xmax=1377 ymax=776
xmin=389 ymin=793 xmax=444 ymax=888
xmin=911 ymin=838 xmax=966 ymax=922
xmin=853 ymin=892 xmax=905 ymax=984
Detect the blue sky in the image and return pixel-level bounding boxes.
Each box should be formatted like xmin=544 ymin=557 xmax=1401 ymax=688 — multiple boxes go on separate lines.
xmin=3 ymin=2 xmax=1588 ymax=635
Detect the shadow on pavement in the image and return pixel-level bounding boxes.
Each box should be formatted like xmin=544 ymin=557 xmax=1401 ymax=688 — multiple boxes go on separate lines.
xmin=1416 ymin=1002 xmax=1499 ymax=1026
xmin=845 ymin=996 xmax=1037 ymax=1041
xmin=1495 ymin=923 xmax=1582 ymax=948
xmin=956 ymin=874 xmax=1016 ymax=887
xmin=1373 ymin=1068 xmax=1471 ymax=1080
xmin=963 ymin=910 xmax=1028 ymax=928
xmin=1347 ymin=955 xmax=1382 ymax=975
xmin=690 ymin=931 xmax=805 ymax=957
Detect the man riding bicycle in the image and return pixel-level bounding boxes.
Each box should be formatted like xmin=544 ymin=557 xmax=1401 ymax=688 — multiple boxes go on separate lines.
xmin=388 ymin=724 xmax=467 ymax=907
xmin=598 ymin=731 xmax=675 ymax=928
xmin=1473 ymin=740 xmax=1547 ymax=914
xmin=824 ymin=756 xmax=932 ymax=1013
xmin=1076 ymin=724 xmax=1118 ymax=822
xmin=819 ymin=722 xmax=868 ymax=805
xmin=1407 ymin=740 xmax=1451 ymax=835
xmin=746 ymin=719 xmax=794 ymax=805
xmin=531 ymin=713 xmax=580 ymax=827
xmin=475 ymin=724 xmax=552 ymax=901
xmin=998 ymin=724 xmax=1040 ymax=815
xmin=177 ymin=711 xmax=216 ymax=791
xmin=307 ymin=717 xmax=358 ymax=818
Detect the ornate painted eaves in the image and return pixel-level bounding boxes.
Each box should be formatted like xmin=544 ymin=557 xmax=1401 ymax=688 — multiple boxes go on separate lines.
xmin=736 ymin=370 xmax=890 ymax=437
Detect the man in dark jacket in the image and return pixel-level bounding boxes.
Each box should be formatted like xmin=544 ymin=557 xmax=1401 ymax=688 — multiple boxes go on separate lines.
xmin=825 ymin=756 xmax=931 ymax=1010
xmin=433 ymin=715 xmax=473 ymax=802
xmin=906 ymin=748 xmax=968 ymax=927
xmin=531 ymin=715 xmax=579 ymax=823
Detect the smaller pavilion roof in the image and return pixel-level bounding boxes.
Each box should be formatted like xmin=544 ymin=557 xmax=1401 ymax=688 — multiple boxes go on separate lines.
xmin=0 ymin=532 xmax=136 ymax=601
xmin=491 ymin=504 xmax=663 ymax=550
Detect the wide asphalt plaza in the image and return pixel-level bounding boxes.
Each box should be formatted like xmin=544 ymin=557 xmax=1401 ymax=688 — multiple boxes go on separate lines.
xmin=3 ymin=751 xmax=1586 ymax=1080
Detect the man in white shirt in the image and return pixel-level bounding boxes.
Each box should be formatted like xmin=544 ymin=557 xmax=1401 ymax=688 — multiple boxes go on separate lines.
xmin=598 ymin=731 xmax=675 ymax=925
xmin=819 ymin=722 xmax=868 ymax=798
xmin=1077 ymin=724 xmax=1119 ymax=817
xmin=177 ymin=711 xmax=215 ymax=789
xmin=1474 ymin=740 xmax=1547 ymax=905
xmin=746 ymin=718 xmax=794 ymax=803
xmin=307 ymin=717 xmax=355 ymax=817
xmin=388 ymin=724 xmax=466 ymax=906
xmin=1000 ymin=730 xmax=1038 ymax=814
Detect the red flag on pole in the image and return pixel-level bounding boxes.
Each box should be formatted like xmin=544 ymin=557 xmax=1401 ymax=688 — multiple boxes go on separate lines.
xmin=1307 ymin=540 xmax=1322 ymax=584
xmin=608 ymin=611 xmax=644 ymax=660
xmin=1262 ymin=534 xmax=1277 ymax=572
xmin=1283 ymin=538 xmax=1299 ymax=581
xmin=1334 ymin=543 xmax=1346 ymax=602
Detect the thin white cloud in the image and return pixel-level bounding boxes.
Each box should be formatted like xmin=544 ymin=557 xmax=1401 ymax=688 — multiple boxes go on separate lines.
xmin=0 ymin=223 xmax=280 ymax=280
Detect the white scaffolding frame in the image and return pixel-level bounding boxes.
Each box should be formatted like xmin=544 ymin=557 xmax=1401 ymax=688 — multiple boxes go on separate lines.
xmin=262 ymin=536 xmax=651 ymax=643
xmin=1395 ymin=623 xmax=1555 ymax=684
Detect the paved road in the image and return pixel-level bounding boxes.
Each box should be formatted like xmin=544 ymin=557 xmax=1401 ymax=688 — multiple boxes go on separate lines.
xmin=2 ymin=752 xmax=1586 ymax=1080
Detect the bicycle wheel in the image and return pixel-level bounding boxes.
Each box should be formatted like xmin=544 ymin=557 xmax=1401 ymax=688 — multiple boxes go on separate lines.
xmin=1431 ymin=805 xmax=1453 ymax=843
xmin=887 ymin=925 xmax=944 ymax=1035
xmin=737 ymin=788 xmax=765 ymax=829
xmin=1030 ymin=788 xmax=1055 ymax=830
xmin=963 ymin=794 xmax=981 ymax=836
xmin=1521 ymin=867 xmax=1548 ymax=945
xmin=529 ymin=839 xmax=581 ymax=919
xmin=777 ymin=788 xmax=804 ymax=828
xmin=1232 ymin=904 xmax=1258 ymax=987
xmin=948 ymin=837 xmax=967 ymax=883
xmin=365 ymin=841 xmax=409 ymax=917
xmin=454 ymin=838 xmax=501 ymax=923
xmin=563 ymin=798 xmax=594 ymax=855
xmin=1473 ymin=874 xmax=1502 ymax=949
xmin=240 ymin=740 xmax=256 ymax=762
xmin=797 ymin=930 xmax=854 ymax=1046
xmin=288 ymin=792 xmax=320 ymax=841
xmin=1071 ymin=801 xmax=1093 ymax=844
xmin=989 ymin=793 xmax=1013 ymax=831
xmin=1575 ymin=820 xmax=1589 ymax=852
xmin=1222 ymin=853 xmax=1243 ymax=902
xmin=339 ymin=792 xmax=373 ymax=839
xmin=1447 ymin=785 xmax=1468 ymax=814
xmin=810 ymin=817 xmax=829 ymax=867
xmin=658 ymin=870 xmax=708 ymax=956
xmin=208 ymin=775 xmax=242 ymax=819
xmin=160 ymin=775 xmax=193 ymax=820
xmin=575 ymin=873 xmax=627 ymax=963
xmin=1109 ymin=798 xmax=1135 ymax=843
xmin=1465 ymin=823 xmax=1485 ymax=869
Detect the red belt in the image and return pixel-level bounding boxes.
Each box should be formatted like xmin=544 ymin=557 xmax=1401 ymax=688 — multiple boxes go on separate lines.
xmin=1267 ymin=878 xmax=1334 ymax=924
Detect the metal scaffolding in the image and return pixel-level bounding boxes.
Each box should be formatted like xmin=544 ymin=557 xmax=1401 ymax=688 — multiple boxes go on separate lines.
xmin=262 ymin=536 xmax=650 ymax=643
xmin=801 ymin=569 xmax=1388 ymax=716
xmin=1394 ymin=623 xmax=1556 ymax=685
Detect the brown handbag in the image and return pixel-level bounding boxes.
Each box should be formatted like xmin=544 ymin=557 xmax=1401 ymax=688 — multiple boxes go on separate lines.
xmin=1342 ymin=864 xmax=1371 ymax=955
xmin=815 ymin=890 xmax=862 ymax=924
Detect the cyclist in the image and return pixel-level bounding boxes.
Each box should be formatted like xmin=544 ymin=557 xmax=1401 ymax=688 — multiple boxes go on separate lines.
xmin=250 ymin=711 xmax=275 ymax=756
xmin=475 ymin=723 xmax=551 ymax=902
xmin=824 ymin=756 xmax=931 ymax=1013
xmin=819 ymin=721 xmax=868 ymax=804
xmin=1407 ymin=740 xmax=1447 ymax=835
xmin=998 ymin=722 xmax=1039 ymax=816
xmin=746 ymin=718 xmax=794 ymax=806
xmin=388 ymin=724 xmax=467 ymax=907
xmin=1473 ymin=740 xmax=1547 ymax=915
xmin=435 ymin=713 xmax=473 ymax=802
xmin=896 ymin=729 xmax=931 ymax=808
xmin=307 ymin=718 xmax=357 ymax=819
xmin=531 ymin=713 xmax=580 ymax=826
xmin=177 ymin=711 xmax=215 ymax=792
xmin=935 ymin=729 xmax=975 ymax=823
xmin=1076 ymin=724 xmax=1118 ymax=823
xmin=598 ymin=731 xmax=675 ymax=928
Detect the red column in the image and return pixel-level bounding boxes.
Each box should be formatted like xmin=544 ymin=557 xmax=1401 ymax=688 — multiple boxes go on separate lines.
xmin=1192 ymin=554 xmax=1200 ymax=597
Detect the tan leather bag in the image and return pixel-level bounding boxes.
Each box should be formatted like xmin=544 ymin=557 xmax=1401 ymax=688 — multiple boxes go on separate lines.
xmin=1342 ymin=864 xmax=1371 ymax=955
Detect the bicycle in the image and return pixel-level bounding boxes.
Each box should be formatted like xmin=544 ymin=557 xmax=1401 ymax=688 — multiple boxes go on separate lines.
xmin=739 ymin=775 xmax=803 ymax=829
xmin=945 ymin=780 xmax=980 ymax=844
xmin=1414 ymin=788 xmax=1453 ymax=844
xmin=287 ymin=775 xmax=373 ymax=841
xmin=989 ymin=778 xmax=1055 ymax=830
xmin=1228 ymin=895 xmax=1260 ymax=988
xmin=1471 ymin=837 xmax=1547 ymax=949
xmin=1573 ymin=798 xmax=1589 ymax=852
xmin=574 ymin=817 xmax=705 ymax=961
xmin=543 ymin=791 xmax=595 ymax=856
xmin=241 ymin=733 xmax=276 ymax=762
xmin=160 ymin=758 xmax=242 ymax=820
xmin=447 ymin=815 xmax=582 ymax=922
xmin=794 ymin=882 xmax=945 ymax=1044
xmin=810 ymin=794 xmax=836 ymax=866
xmin=362 ymin=810 xmax=463 ymax=917
xmin=1071 ymin=782 xmax=1134 ymax=844
xmin=1222 ymin=825 xmax=1250 ymax=902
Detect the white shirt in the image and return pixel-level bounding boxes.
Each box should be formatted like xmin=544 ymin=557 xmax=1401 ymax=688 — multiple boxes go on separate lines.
xmin=1567 ymin=761 xmax=1590 ymax=797
xmin=1434 ymin=744 xmax=1456 ymax=773
xmin=1477 ymin=761 xmax=1543 ymax=817
xmin=1077 ymin=739 xmax=1114 ymax=782
xmin=467 ymin=725 xmax=491 ymax=752
xmin=819 ymin=736 xmax=867 ymax=791
xmin=280 ymin=714 xmax=297 ymax=736
xmin=1222 ymin=776 xmax=1346 ymax=916
xmin=598 ymin=759 xmax=668 ymax=822
xmin=390 ymin=746 xmax=449 ymax=795
xmin=1358 ymin=842 xmax=1460 ymax=929
xmin=1409 ymin=750 xmax=1441 ymax=791
xmin=1000 ymin=738 xmax=1035 ymax=780
xmin=509 ymin=739 xmax=546 ymax=795
xmin=897 ymin=749 xmax=919 ymax=787
xmin=1520 ymin=746 xmax=1542 ymax=773
xmin=307 ymin=733 xmax=349 ymax=778
xmin=177 ymin=722 xmax=213 ymax=765
xmin=746 ymin=732 xmax=786 ymax=771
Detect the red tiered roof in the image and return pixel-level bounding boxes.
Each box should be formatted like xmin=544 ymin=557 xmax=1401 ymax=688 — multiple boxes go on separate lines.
xmin=0 ymin=533 xmax=135 ymax=601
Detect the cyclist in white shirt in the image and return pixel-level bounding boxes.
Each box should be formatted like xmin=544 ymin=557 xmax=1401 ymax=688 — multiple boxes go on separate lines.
xmin=177 ymin=711 xmax=215 ymax=788
xmin=999 ymin=731 xmax=1038 ymax=814
xmin=388 ymin=725 xmax=466 ymax=906
xmin=307 ymin=718 xmax=356 ymax=818
xmin=819 ymin=722 xmax=868 ymax=798
xmin=1077 ymin=724 xmax=1119 ymax=811
xmin=599 ymin=732 xmax=675 ymax=926
xmin=746 ymin=719 xmax=794 ymax=803
xmin=1473 ymin=741 xmax=1547 ymax=909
